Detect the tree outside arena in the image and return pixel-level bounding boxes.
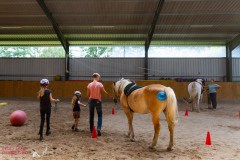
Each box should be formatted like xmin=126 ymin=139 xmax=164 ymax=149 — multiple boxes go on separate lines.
xmin=0 ymin=46 xmax=112 ymax=58
xmin=0 ymin=45 xmax=233 ymax=58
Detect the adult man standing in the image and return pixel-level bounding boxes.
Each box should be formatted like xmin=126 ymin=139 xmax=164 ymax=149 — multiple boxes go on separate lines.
xmin=208 ymin=79 xmax=221 ymax=109
xmin=87 ymin=73 xmax=111 ymax=136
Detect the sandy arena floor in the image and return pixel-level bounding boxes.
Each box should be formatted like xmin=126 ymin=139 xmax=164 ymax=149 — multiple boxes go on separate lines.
xmin=0 ymin=99 xmax=239 ymax=160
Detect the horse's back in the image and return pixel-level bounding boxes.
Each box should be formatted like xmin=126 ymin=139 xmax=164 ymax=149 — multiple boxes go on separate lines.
xmin=188 ymin=82 xmax=202 ymax=96
xmin=143 ymin=84 xmax=166 ymax=93
xmin=126 ymin=84 xmax=167 ymax=114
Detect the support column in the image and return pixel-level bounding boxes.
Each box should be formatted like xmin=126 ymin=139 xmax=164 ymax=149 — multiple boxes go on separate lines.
xmin=65 ymin=43 xmax=70 ymax=81
xmin=37 ymin=0 xmax=70 ymax=81
xmin=144 ymin=46 xmax=149 ymax=80
xmin=144 ymin=0 xmax=165 ymax=80
xmin=226 ymin=42 xmax=232 ymax=82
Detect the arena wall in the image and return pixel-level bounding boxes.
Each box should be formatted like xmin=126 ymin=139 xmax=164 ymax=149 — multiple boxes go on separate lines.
xmin=0 ymin=81 xmax=239 ymax=101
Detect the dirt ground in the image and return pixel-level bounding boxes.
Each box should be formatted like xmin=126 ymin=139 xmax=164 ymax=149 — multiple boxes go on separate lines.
xmin=0 ymin=99 xmax=239 ymax=160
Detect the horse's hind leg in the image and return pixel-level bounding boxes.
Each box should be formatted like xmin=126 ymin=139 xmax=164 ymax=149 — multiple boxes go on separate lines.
xmin=164 ymin=112 xmax=174 ymax=151
xmin=123 ymin=108 xmax=135 ymax=141
xmin=191 ymin=101 xmax=194 ymax=112
xmin=167 ymin=122 xmax=174 ymax=151
xmin=149 ymin=115 xmax=160 ymax=149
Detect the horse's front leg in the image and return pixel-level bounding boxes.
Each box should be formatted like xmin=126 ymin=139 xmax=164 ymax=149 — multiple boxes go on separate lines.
xmin=123 ymin=108 xmax=135 ymax=141
xmin=200 ymin=94 xmax=203 ymax=103
xmin=197 ymin=96 xmax=200 ymax=113
xmin=149 ymin=115 xmax=160 ymax=149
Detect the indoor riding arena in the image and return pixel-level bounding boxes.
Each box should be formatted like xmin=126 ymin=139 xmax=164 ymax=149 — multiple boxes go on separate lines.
xmin=0 ymin=0 xmax=240 ymax=160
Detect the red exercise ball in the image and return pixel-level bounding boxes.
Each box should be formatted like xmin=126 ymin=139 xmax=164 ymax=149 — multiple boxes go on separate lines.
xmin=10 ymin=110 xmax=27 ymax=126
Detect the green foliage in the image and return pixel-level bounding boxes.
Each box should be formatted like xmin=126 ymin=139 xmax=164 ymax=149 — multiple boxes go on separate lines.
xmin=38 ymin=47 xmax=65 ymax=58
xmin=82 ymin=46 xmax=112 ymax=58
xmin=0 ymin=47 xmax=35 ymax=57
xmin=0 ymin=46 xmax=111 ymax=58
xmin=0 ymin=47 xmax=65 ymax=58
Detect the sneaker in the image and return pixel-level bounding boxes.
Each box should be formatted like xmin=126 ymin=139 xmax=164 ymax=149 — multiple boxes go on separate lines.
xmin=71 ymin=125 xmax=75 ymax=130
xmin=46 ymin=130 xmax=51 ymax=136
xmin=75 ymin=128 xmax=80 ymax=132
xmin=97 ymin=130 xmax=101 ymax=136
xmin=39 ymin=136 xmax=43 ymax=142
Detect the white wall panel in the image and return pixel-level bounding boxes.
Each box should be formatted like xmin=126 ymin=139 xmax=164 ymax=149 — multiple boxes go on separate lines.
xmin=148 ymin=58 xmax=226 ymax=81
xmin=233 ymin=58 xmax=240 ymax=81
xmin=0 ymin=58 xmax=228 ymax=81
xmin=70 ymin=58 xmax=145 ymax=81
xmin=0 ymin=58 xmax=65 ymax=81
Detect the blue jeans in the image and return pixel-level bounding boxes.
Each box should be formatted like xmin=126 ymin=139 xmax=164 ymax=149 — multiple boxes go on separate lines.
xmin=88 ymin=99 xmax=102 ymax=132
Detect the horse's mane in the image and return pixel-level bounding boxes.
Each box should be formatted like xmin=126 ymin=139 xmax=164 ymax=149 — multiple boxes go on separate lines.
xmin=120 ymin=78 xmax=134 ymax=83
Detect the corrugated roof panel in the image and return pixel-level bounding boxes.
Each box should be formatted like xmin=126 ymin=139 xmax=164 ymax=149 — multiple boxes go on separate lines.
xmin=46 ymin=0 xmax=157 ymax=14
xmin=0 ymin=0 xmax=240 ymax=45
xmin=164 ymin=0 xmax=240 ymax=13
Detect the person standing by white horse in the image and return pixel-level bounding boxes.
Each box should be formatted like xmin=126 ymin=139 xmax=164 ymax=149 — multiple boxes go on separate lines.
xmin=183 ymin=79 xmax=205 ymax=112
xmin=208 ymin=79 xmax=221 ymax=110
xmin=113 ymin=78 xmax=178 ymax=150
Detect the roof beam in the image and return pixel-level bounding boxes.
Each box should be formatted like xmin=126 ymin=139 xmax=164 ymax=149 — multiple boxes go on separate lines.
xmin=144 ymin=0 xmax=165 ymax=80
xmin=51 ymin=11 xmax=240 ymax=17
xmin=36 ymin=0 xmax=69 ymax=52
xmin=228 ymin=34 xmax=240 ymax=51
xmin=36 ymin=0 xmax=70 ymax=80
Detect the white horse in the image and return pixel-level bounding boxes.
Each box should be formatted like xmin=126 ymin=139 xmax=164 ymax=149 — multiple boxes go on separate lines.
xmin=113 ymin=78 xmax=178 ymax=150
xmin=183 ymin=79 xmax=204 ymax=112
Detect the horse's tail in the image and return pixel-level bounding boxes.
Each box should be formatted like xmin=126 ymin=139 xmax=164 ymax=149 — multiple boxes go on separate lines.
xmin=183 ymin=82 xmax=198 ymax=104
xmin=165 ymin=87 xmax=178 ymax=124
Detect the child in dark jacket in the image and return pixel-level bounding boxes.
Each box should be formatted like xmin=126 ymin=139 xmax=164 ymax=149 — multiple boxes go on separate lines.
xmin=37 ymin=79 xmax=59 ymax=141
xmin=71 ymin=91 xmax=86 ymax=131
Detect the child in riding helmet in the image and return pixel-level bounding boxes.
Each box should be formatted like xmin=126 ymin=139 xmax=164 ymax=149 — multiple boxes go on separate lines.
xmin=37 ymin=79 xmax=60 ymax=142
xmin=71 ymin=91 xmax=86 ymax=131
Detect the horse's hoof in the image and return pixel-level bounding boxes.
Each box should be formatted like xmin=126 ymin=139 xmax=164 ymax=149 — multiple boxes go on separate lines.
xmin=130 ymin=138 xmax=135 ymax=142
xmin=167 ymin=147 xmax=173 ymax=151
xmin=125 ymin=134 xmax=130 ymax=138
xmin=149 ymin=146 xmax=156 ymax=151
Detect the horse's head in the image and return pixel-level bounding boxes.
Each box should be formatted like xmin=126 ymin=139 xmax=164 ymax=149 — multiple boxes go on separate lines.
xmin=112 ymin=78 xmax=132 ymax=98
xmin=196 ymin=79 xmax=205 ymax=85
xmin=112 ymin=78 xmax=123 ymax=98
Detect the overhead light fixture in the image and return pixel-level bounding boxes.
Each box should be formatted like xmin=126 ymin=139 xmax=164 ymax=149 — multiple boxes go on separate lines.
xmin=190 ymin=25 xmax=214 ymax=28
xmin=92 ymin=26 xmax=115 ymax=28
xmin=0 ymin=26 xmax=23 ymax=29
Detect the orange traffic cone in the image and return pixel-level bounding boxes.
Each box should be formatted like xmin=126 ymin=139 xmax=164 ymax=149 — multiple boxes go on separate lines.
xmin=92 ymin=126 xmax=97 ymax=139
xmin=205 ymin=131 xmax=211 ymax=145
xmin=112 ymin=107 xmax=115 ymax=115
xmin=185 ymin=108 xmax=188 ymax=116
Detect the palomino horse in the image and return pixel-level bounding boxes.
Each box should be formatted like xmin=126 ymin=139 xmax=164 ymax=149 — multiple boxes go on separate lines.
xmin=183 ymin=79 xmax=204 ymax=112
xmin=113 ymin=78 xmax=178 ymax=150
